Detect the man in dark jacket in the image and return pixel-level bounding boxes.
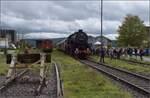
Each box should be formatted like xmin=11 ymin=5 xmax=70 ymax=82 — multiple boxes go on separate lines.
xmin=134 ymin=48 xmax=138 ymax=58
xmin=99 ymin=47 xmax=105 ymax=63
xmin=139 ymin=48 xmax=144 ymax=61
xmin=127 ymin=48 xmax=133 ymax=58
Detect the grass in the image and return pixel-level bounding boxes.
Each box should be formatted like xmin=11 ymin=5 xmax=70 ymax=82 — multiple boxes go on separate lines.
xmin=0 ymin=55 xmax=8 ymax=75
xmin=91 ymin=55 xmax=150 ymax=75
xmin=52 ymin=50 xmax=132 ymax=98
xmin=126 ymin=57 xmax=150 ymax=65
xmin=144 ymin=55 xmax=150 ymax=58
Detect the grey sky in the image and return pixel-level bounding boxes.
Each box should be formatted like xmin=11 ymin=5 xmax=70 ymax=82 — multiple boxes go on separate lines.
xmin=0 ymin=0 xmax=149 ymax=39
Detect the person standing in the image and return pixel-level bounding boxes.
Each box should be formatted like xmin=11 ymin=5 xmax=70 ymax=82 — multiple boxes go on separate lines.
xmin=106 ymin=48 xmax=110 ymax=57
xmin=134 ymin=48 xmax=138 ymax=59
xmin=113 ymin=48 xmax=117 ymax=59
xmin=117 ymin=48 xmax=122 ymax=59
xmin=99 ymin=47 xmax=105 ymax=63
xmin=122 ymin=48 xmax=127 ymax=58
xmin=110 ymin=48 xmax=114 ymax=60
xmin=128 ymin=48 xmax=133 ymax=58
xmin=139 ymin=48 xmax=144 ymax=61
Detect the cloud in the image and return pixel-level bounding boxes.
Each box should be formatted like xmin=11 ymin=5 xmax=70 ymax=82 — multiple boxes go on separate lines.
xmin=24 ymin=32 xmax=68 ymax=39
xmin=1 ymin=1 xmax=149 ymax=40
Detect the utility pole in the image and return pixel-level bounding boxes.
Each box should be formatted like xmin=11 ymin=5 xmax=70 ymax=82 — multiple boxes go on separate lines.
xmin=101 ymin=0 xmax=103 ymax=48
xmin=99 ymin=0 xmax=104 ymax=63
xmin=4 ymin=30 xmax=7 ymax=55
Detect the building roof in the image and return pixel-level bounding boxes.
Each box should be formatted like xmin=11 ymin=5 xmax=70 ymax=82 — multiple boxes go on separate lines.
xmin=95 ymin=36 xmax=112 ymax=42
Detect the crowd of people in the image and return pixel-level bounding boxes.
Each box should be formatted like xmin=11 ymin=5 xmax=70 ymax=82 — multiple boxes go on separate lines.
xmin=98 ymin=47 xmax=146 ymax=63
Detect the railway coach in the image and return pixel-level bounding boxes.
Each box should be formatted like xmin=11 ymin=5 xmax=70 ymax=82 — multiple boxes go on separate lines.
xmin=39 ymin=39 xmax=53 ymax=53
xmin=23 ymin=39 xmax=53 ymax=53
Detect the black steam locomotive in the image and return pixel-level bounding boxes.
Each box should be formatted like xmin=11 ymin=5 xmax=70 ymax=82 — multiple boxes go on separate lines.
xmin=57 ymin=29 xmax=90 ymax=59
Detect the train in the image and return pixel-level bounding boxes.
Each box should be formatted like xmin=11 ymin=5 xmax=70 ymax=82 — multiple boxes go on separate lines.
xmin=57 ymin=29 xmax=91 ymax=59
xmin=22 ymin=39 xmax=53 ymax=53
xmin=38 ymin=39 xmax=53 ymax=53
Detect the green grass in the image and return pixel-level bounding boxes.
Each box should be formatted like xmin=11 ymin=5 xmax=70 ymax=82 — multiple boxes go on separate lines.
xmin=52 ymin=50 xmax=132 ymax=98
xmin=0 ymin=55 xmax=8 ymax=75
xmin=144 ymin=55 xmax=150 ymax=58
xmin=91 ymin=55 xmax=150 ymax=75
xmin=126 ymin=57 xmax=150 ymax=65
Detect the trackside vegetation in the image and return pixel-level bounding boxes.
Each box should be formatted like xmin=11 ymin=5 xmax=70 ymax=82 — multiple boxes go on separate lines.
xmin=91 ymin=55 xmax=150 ymax=75
xmin=52 ymin=50 xmax=132 ymax=98
xmin=0 ymin=54 xmax=8 ymax=75
xmin=126 ymin=57 xmax=150 ymax=65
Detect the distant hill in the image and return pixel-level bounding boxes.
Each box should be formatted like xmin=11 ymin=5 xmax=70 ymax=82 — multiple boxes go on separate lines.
xmin=52 ymin=38 xmax=66 ymax=44
xmin=51 ymin=35 xmax=115 ymax=47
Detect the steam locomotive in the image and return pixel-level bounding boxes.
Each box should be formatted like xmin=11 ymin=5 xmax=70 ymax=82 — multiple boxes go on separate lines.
xmin=57 ymin=29 xmax=91 ymax=59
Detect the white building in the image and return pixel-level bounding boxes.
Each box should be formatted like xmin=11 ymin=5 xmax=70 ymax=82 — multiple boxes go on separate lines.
xmin=0 ymin=29 xmax=16 ymax=48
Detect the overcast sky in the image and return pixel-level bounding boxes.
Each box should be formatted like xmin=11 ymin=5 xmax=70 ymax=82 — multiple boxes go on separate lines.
xmin=0 ymin=0 xmax=149 ymax=40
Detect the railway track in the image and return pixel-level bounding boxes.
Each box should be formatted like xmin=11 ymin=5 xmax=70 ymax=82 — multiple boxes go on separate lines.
xmin=80 ymin=59 xmax=150 ymax=98
xmin=0 ymin=69 xmax=29 ymax=93
xmin=0 ymin=62 xmax=63 ymax=98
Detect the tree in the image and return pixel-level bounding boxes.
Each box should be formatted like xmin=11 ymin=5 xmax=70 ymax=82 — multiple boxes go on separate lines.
xmin=117 ymin=14 xmax=147 ymax=47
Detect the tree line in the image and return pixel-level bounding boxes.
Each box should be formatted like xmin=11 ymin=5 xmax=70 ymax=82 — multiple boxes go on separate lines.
xmin=117 ymin=14 xmax=149 ymax=48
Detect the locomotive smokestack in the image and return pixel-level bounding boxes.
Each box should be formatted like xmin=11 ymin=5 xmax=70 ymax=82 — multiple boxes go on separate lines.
xmin=78 ymin=29 xmax=83 ymax=32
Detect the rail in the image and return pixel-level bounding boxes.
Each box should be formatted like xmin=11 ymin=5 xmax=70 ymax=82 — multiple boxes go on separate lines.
xmin=80 ymin=60 xmax=150 ymax=97
xmin=0 ymin=69 xmax=28 ymax=92
xmin=88 ymin=59 xmax=150 ymax=80
xmin=52 ymin=61 xmax=64 ymax=98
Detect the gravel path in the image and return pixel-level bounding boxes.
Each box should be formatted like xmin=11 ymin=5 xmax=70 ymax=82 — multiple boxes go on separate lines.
xmin=0 ymin=66 xmax=58 ymax=98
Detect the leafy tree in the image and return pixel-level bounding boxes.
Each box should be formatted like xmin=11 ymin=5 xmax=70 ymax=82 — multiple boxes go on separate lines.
xmin=117 ymin=14 xmax=147 ymax=47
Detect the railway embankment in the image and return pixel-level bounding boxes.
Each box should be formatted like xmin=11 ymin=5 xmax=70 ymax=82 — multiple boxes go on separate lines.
xmin=52 ymin=50 xmax=132 ymax=98
xmin=90 ymin=55 xmax=150 ymax=76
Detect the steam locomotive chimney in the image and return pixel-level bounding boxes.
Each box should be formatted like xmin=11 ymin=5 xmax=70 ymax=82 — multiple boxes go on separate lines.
xmin=78 ymin=29 xmax=83 ymax=32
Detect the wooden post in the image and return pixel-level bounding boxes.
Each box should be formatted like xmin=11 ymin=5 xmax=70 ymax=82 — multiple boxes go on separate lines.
xmin=40 ymin=53 xmax=45 ymax=78
xmin=7 ymin=55 xmax=16 ymax=78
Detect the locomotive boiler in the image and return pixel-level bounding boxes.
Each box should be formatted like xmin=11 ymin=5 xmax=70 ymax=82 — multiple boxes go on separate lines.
xmin=57 ymin=29 xmax=90 ymax=59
